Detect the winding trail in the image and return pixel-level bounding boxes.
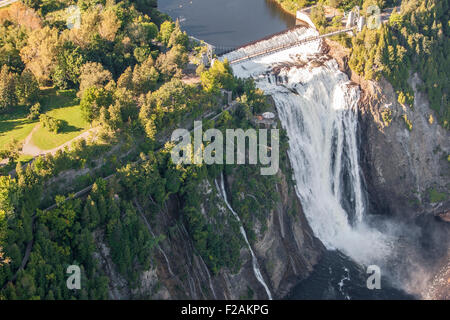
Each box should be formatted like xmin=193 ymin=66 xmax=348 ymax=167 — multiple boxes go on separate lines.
xmin=21 ymin=125 xmax=99 ymax=157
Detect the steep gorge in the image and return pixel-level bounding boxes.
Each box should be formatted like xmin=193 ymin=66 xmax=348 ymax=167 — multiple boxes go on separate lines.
xmin=96 ymin=28 xmax=449 ymax=300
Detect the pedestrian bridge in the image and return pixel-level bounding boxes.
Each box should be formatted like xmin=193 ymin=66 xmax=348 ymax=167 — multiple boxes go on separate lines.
xmin=218 ymin=25 xmax=356 ymax=65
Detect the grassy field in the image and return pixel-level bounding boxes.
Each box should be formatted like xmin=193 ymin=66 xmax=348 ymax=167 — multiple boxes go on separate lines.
xmin=31 ymin=89 xmax=89 ymax=150
xmin=0 ymin=88 xmax=88 ymax=152
xmin=0 ymin=105 xmax=36 ymax=148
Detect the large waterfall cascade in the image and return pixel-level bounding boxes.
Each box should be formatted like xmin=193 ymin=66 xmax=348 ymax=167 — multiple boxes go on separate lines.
xmin=221 ymin=27 xmax=393 ymax=266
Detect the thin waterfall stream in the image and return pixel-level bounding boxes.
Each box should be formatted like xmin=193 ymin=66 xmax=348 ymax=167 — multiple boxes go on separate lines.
xmin=215 ymin=174 xmax=273 ymax=300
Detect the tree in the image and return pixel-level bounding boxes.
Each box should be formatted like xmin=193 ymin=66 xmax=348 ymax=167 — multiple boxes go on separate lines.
xmin=132 ymin=55 xmax=159 ymax=94
xmin=98 ymin=8 xmax=121 ymax=42
xmin=0 ymin=24 xmax=28 ymax=72
xmin=158 ymin=20 xmax=174 ymax=45
xmin=156 ymin=44 xmax=188 ymax=81
xmin=310 ymin=4 xmax=326 ymax=28
xmin=78 ymin=62 xmax=113 ymax=98
xmin=16 ymin=69 xmax=39 ymax=104
xmin=107 ymin=88 xmax=138 ymax=129
xmin=200 ymin=60 xmax=235 ymax=93
xmin=117 ymin=66 xmax=133 ymax=90
xmin=20 ymin=26 xmax=59 ymax=85
xmin=142 ymin=22 xmax=158 ymax=41
xmin=80 ymin=86 xmax=113 ymax=123
xmin=0 ymin=65 xmax=17 ymax=111
xmin=27 ymin=102 xmax=41 ymax=120
xmin=0 ymin=139 xmax=22 ymax=163
xmin=39 ymin=114 xmax=63 ymax=133
xmin=67 ymin=4 xmax=102 ymax=48
xmin=168 ymin=20 xmax=188 ymax=49
xmin=52 ymin=42 xmax=84 ymax=89
xmin=133 ymin=46 xmax=152 ymax=64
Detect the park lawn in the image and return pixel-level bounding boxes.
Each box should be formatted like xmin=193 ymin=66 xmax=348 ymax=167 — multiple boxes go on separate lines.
xmin=31 ymin=89 xmax=89 ymax=150
xmin=1 ymin=88 xmax=88 ymax=152
xmin=0 ymin=105 xmax=37 ymax=149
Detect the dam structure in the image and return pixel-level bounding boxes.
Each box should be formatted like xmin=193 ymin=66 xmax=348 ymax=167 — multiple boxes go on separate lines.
xmin=216 ymin=7 xmax=365 ymax=64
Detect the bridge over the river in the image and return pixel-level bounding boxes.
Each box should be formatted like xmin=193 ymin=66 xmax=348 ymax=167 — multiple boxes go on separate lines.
xmin=213 ymin=5 xmax=396 ymax=65
xmin=219 ymin=25 xmax=357 ymax=65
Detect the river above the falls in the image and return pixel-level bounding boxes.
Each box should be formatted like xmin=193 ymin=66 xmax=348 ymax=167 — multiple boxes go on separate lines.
xmin=157 ymin=0 xmax=295 ymax=48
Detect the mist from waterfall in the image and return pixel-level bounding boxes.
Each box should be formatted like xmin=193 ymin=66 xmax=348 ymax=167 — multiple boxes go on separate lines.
xmin=222 ymin=27 xmax=394 ymax=267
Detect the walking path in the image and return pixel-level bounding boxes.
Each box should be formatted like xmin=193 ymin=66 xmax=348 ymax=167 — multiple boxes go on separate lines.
xmin=21 ymin=125 xmax=99 ymax=157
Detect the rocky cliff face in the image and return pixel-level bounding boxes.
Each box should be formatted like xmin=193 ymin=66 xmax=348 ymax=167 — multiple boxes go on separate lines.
xmin=153 ymin=167 xmax=323 ymax=300
xmin=358 ymin=75 xmax=449 ymax=219
xmin=326 ymin=39 xmax=449 ymax=299
xmin=358 ymin=75 xmax=450 ymax=299
xmin=97 ymin=155 xmax=324 ymax=300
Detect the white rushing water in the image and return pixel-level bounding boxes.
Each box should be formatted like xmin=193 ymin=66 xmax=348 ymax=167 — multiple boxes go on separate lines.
xmin=215 ymin=174 xmax=273 ymax=299
xmin=222 ymin=26 xmax=393 ymax=266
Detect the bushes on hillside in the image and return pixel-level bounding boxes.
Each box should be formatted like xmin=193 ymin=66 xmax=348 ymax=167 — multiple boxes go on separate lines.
xmin=39 ymin=114 xmax=63 ymax=133
xmin=27 ymin=102 xmax=41 ymax=120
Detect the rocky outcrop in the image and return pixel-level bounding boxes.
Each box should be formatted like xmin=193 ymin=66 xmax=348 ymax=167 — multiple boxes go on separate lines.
xmin=248 ymin=169 xmax=324 ymax=298
xmin=358 ymin=74 xmax=449 ymax=219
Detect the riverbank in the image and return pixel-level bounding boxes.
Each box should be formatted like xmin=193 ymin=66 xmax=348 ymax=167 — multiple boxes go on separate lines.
xmin=267 ymin=0 xmax=299 ymax=17
xmin=269 ymin=0 xmax=309 ymax=15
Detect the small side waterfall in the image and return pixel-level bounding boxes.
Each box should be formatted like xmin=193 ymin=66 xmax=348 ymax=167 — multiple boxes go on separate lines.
xmin=215 ymin=174 xmax=273 ymax=300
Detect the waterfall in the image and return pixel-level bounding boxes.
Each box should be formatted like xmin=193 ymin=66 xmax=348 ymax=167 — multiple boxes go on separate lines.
xmin=215 ymin=174 xmax=273 ymax=300
xmin=223 ymin=27 xmax=393 ymax=266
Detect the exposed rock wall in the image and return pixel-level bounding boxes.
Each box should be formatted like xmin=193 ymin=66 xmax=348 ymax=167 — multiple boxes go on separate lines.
xmin=139 ymin=165 xmax=323 ymax=299
xmin=325 ymin=39 xmax=449 ymax=218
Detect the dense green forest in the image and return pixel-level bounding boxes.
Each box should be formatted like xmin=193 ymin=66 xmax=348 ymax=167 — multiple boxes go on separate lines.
xmin=349 ymin=0 xmax=449 ymax=128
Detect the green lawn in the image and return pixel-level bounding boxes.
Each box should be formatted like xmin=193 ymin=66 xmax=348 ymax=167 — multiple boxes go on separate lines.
xmin=0 ymin=88 xmax=88 ymax=152
xmin=0 ymin=105 xmax=36 ymax=149
xmin=31 ymin=89 xmax=89 ymax=150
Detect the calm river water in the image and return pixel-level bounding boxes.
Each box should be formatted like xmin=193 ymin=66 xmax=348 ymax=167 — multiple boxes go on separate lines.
xmin=158 ymin=0 xmax=295 ymax=48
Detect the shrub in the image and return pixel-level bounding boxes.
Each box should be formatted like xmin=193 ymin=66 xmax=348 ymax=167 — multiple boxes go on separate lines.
xmin=39 ymin=114 xmax=63 ymax=133
xmin=402 ymin=114 xmax=412 ymax=131
xmin=27 ymin=102 xmax=41 ymax=120
xmin=428 ymin=188 xmax=447 ymax=203
xmin=381 ymin=109 xmax=392 ymax=126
